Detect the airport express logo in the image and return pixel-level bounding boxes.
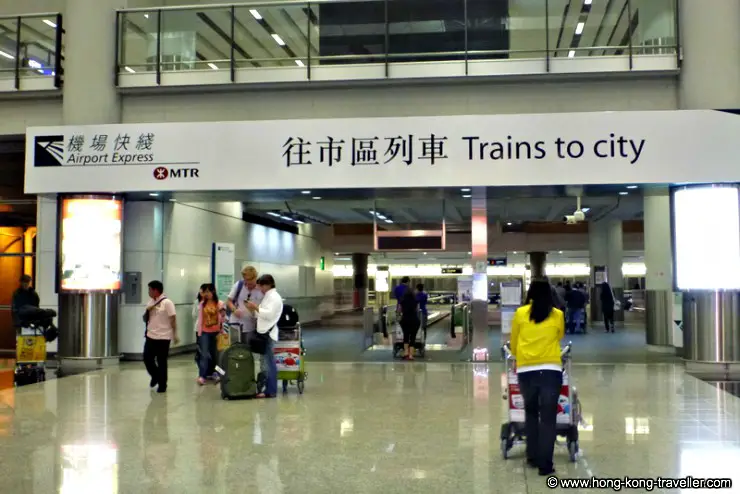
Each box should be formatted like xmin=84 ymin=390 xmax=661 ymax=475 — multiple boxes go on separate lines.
xmin=34 ymin=132 xmax=200 ymax=180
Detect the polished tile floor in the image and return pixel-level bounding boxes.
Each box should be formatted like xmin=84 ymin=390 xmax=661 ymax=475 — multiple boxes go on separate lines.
xmin=1 ymin=359 xmax=738 ymax=493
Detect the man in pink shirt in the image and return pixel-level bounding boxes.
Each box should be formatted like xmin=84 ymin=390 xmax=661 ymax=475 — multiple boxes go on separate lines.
xmin=144 ymin=280 xmax=179 ymax=393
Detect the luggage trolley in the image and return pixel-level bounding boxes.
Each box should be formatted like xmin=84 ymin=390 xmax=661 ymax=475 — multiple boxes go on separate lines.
xmin=500 ymin=341 xmax=581 ymax=462
xmin=276 ymin=321 xmax=307 ymax=394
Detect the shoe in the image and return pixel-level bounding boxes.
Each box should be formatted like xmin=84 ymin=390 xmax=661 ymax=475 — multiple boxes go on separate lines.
xmin=157 ymin=386 xmax=167 ymax=393
xmin=149 ymin=378 xmax=158 ymax=389
xmin=538 ymin=467 xmax=555 ymax=476
xmin=197 ymin=377 xmax=207 ymax=385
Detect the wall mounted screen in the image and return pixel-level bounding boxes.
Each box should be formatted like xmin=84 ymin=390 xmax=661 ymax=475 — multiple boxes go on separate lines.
xmin=673 ymin=185 xmax=740 ymax=290
xmin=59 ymin=197 xmax=123 ymax=292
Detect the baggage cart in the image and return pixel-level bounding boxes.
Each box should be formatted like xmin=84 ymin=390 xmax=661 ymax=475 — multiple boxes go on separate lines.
xmin=15 ymin=326 xmax=47 ymax=386
xmin=276 ymin=323 xmax=307 ymax=394
xmin=500 ymin=341 xmax=581 ymax=462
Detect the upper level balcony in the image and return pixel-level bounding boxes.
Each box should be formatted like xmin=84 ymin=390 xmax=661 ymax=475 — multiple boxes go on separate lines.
xmin=0 ymin=13 xmax=63 ymax=93
xmin=116 ymin=0 xmax=679 ymax=90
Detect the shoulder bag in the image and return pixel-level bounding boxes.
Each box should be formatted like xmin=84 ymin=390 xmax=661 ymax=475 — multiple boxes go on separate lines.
xmin=143 ymin=297 xmax=168 ymax=336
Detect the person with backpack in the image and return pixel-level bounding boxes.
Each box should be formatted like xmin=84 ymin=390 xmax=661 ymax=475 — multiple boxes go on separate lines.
xmin=226 ymin=266 xmax=263 ymax=339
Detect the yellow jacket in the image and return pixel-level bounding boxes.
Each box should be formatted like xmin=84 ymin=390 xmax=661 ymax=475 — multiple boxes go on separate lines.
xmin=510 ymin=305 xmax=565 ymax=368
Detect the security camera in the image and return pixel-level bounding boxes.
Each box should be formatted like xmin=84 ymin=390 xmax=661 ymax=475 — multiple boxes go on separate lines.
xmin=564 ymin=215 xmax=578 ymax=225
xmin=574 ymin=209 xmax=586 ymax=222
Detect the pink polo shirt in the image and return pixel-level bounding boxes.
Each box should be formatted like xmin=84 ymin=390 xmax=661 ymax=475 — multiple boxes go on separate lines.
xmin=146 ymin=295 xmax=177 ymax=340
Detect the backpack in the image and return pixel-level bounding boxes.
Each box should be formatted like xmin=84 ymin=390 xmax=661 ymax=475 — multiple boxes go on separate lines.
xmin=225 ymin=280 xmax=244 ymax=317
xmin=277 ymin=304 xmax=299 ymax=329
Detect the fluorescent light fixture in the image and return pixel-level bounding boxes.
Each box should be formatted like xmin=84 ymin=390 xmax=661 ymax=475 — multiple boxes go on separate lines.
xmin=249 ymin=9 xmax=262 ymax=20
xmin=279 ymin=215 xmax=292 ymax=221
xmin=169 ymin=199 xmax=177 ymax=202
xmin=581 ymin=207 xmax=591 ymax=213
xmin=28 ymin=59 xmax=42 ymax=69
xmin=312 ymin=196 xmax=321 ymax=200
xmin=559 ymin=251 xmax=563 ymax=254
xmin=513 ymin=251 xmax=518 ymax=254
xmin=619 ymin=191 xmax=629 ymax=196
xmin=144 ymin=14 xmax=149 ymax=19
xmin=507 ymin=222 xmax=512 ymax=226
xmin=584 ymin=0 xmax=592 ymax=4
xmin=568 ymin=50 xmax=576 ymax=58
xmin=294 ymin=219 xmax=305 ymax=224
xmin=267 ymin=212 xmax=280 ymax=217
xmin=627 ymin=185 xmax=638 ymax=189
xmin=207 ymin=62 xmax=218 ymax=70
xmin=462 ymin=194 xmax=471 ymax=198
xmin=271 ymin=33 xmax=286 ymax=46
xmin=468 ymin=251 xmax=472 ymax=255
xmin=149 ymin=193 xmax=159 ymax=197
xmin=575 ymin=22 xmax=585 ymax=35
xmin=43 ymin=19 xmax=57 ymax=28
xmin=385 ymin=219 xmax=393 ymax=224
xmin=377 ymin=214 xmax=386 ymax=220
xmin=124 ymin=66 xmax=135 ymax=73
xmin=461 ymin=188 xmax=471 ymax=192
xmin=369 ymin=210 xmax=375 ymax=214
xmin=301 ymin=190 xmax=311 ymax=194
xmin=0 ymin=50 xmax=14 ymax=60
xmin=295 ymin=60 xmax=305 ymax=67
xmin=423 ymin=252 xmax=427 ymax=255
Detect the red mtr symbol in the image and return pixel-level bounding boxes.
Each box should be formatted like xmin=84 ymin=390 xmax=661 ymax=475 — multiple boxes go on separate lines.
xmin=153 ymin=167 xmax=168 ymax=180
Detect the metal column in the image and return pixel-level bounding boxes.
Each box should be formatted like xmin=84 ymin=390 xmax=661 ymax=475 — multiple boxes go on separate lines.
xmin=469 ymin=187 xmax=490 ymax=361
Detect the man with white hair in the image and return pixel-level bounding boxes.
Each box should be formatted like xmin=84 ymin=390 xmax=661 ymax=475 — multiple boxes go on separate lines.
xmin=226 ymin=265 xmax=264 ymax=339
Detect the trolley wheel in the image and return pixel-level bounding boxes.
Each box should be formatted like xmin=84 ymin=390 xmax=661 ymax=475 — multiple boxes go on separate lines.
xmin=567 ymin=440 xmax=579 ymax=462
xmin=297 ymin=379 xmax=305 ymax=395
xmin=282 ymin=380 xmax=289 ymax=393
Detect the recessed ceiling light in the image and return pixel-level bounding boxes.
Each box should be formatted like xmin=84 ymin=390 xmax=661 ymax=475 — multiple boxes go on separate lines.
xmin=271 ymin=33 xmax=286 ymax=46
xmin=507 ymin=222 xmax=512 ymax=226
xmin=149 ymin=193 xmax=159 ymax=197
xmin=377 ymin=214 xmax=386 ymax=220
xmin=559 ymin=251 xmax=563 ymax=254
xmin=575 ymin=22 xmax=585 ymax=35
xmin=312 ymin=196 xmax=321 ymax=200
xmin=124 ymin=66 xmax=135 ymax=73
xmin=462 ymin=194 xmax=471 ymax=198
xmin=295 ymin=60 xmax=305 ymax=67
xmin=626 ymin=185 xmax=638 ymax=189
xmin=568 ymin=50 xmax=576 ymax=58
xmin=619 ymin=191 xmax=629 ymax=196
xmin=249 ymin=9 xmax=262 ymax=20
xmin=584 ymin=0 xmax=592 ymax=5
xmin=43 ymin=19 xmax=57 ymax=28
xmin=513 ymin=251 xmax=518 ymax=254
xmin=385 ymin=219 xmax=393 ymax=224
xmin=423 ymin=252 xmax=427 ymax=255
xmin=169 ymin=198 xmax=176 ymax=202
xmin=207 ymin=62 xmax=219 ymax=70
xmin=461 ymin=188 xmax=471 ymax=192
xmin=301 ymin=190 xmax=311 ymax=194
xmin=144 ymin=14 xmax=149 ymax=19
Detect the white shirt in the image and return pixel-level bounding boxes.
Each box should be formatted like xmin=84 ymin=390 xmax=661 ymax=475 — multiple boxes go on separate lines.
xmin=255 ymin=288 xmax=283 ymax=342
xmin=228 ymin=281 xmax=264 ymax=330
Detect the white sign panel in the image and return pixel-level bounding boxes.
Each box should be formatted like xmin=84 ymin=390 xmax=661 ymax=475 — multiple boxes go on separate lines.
xmin=24 ymin=110 xmax=740 ymax=194
xmin=211 ymin=242 xmax=235 ymax=302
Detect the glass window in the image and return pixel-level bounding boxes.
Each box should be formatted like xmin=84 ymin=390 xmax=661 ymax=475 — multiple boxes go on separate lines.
xmin=233 ymin=4 xmax=310 ymax=68
xmin=388 ymin=0 xmax=466 ymax=63
xmin=632 ymin=0 xmax=677 ymax=54
xmin=119 ymin=11 xmax=158 ymax=73
xmin=161 ymin=8 xmax=232 ymax=71
xmin=315 ymin=0 xmax=385 ymax=66
xmin=507 ymin=0 xmax=548 ymax=60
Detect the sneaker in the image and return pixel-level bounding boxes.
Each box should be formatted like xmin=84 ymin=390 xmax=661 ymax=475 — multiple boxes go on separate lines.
xmin=197 ymin=377 xmax=207 ymax=385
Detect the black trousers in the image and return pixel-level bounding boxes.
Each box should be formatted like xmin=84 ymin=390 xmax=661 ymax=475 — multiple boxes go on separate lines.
xmin=400 ymin=319 xmax=419 ymax=346
xmin=518 ymin=369 xmax=563 ymax=471
xmin=603 ymin=308 xmax=615 ymax=331
xmin=144 ymin=337 xmax=171 ymax=389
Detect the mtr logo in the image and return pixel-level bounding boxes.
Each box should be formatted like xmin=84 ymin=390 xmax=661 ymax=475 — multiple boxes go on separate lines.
xmin=153 ymin=167 xmax=200 ymax=180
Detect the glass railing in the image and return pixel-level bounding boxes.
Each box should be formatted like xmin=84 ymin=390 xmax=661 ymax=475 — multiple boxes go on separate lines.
xmin=0 ymin=13 xmax=64 ymax=90
xmin=115 ymin=0 xmax=678 ymax=84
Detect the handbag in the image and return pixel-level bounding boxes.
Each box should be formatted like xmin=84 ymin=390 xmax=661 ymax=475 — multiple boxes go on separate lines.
xmin=247 ymin=329 xmax=271 ymax=355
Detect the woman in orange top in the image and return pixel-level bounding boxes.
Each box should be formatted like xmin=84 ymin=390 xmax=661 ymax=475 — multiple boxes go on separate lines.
xmin=197 ymin=283 xmax=225 ymax=385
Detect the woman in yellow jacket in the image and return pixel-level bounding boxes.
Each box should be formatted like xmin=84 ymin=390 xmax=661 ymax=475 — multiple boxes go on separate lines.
xmin=510 ymin=279 xmax=565 ymax=476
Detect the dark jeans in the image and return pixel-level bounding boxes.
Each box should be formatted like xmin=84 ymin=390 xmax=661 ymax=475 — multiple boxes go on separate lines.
xmin=603 ymin=308 xmax=615 ymax=332
xmin=566 ymin=308 xmax=584 ymax=333
xmin=518 ymin=369 xmax=563 ymax=471
xmin=198 ymin=332 xmax=218 ymax=379
xmin=260 ymin=338 xmax=278 ymax=396
xmin=144 ymin=337 xmax=171 ymax=389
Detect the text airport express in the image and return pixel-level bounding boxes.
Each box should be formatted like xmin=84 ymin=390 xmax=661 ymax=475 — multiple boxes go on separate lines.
xmin=66 ymin=152 xmax=155 ymax=165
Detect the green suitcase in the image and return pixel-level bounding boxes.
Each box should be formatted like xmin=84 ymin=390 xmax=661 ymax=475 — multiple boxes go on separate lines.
xmin=219 ymin=342 xmax=258 ymax=400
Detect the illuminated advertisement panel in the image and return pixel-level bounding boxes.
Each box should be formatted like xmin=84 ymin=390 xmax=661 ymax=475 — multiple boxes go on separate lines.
xmin=59 ymin=197 xmax=123 ymax=292
xmin=673 ymin=185 xmax=740 ymax=290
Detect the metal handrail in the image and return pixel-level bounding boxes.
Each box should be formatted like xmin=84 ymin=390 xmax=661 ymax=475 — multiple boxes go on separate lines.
xmin=116 ymin=0 xmax=680 ymax=85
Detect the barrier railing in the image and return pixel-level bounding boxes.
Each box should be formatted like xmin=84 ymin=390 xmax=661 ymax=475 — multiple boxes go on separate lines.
xmin=115 ymin=0 xmax=679 ymax=85
xmin=0 ymin=13 xmax=64 ymax=90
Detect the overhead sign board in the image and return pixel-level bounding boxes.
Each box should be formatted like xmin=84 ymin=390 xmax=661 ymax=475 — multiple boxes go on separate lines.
xmin=25 ymin=110 xmax=740 ymax=194
xmin=488 ymin=257 xmax=507 ymax=267
xmin=441 ymin=267 xmax=463 ymax=274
